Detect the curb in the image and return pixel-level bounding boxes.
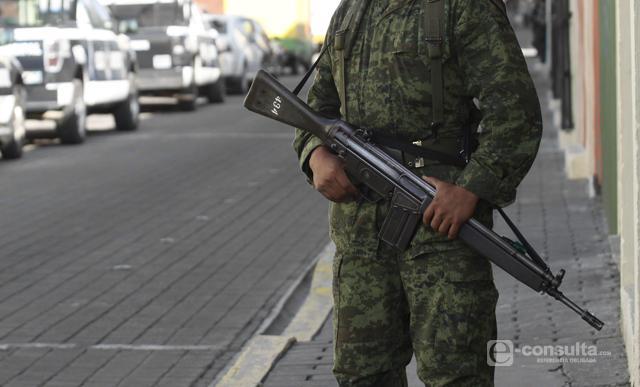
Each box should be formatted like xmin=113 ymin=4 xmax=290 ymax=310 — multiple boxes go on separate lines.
xmin=212 ymin=243 xmax=335 ymax=387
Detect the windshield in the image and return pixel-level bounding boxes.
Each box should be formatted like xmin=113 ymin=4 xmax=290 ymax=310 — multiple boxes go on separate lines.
xmin=0 ymin=0 xmax=72 ymax=28
xmin=109 ymin=2 xmax=186 ymax=29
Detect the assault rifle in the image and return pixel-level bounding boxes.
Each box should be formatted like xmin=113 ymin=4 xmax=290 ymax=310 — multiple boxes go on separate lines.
xmin=244 ymin=69 xmax=604 ymax=331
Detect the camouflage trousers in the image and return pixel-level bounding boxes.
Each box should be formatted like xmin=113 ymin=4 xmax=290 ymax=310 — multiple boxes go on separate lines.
xmin=330 ymin=200 xmax=499 ymax=387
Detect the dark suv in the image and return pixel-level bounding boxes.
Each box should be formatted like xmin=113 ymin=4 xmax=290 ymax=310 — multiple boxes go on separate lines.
xmin=106 ymin=0 xmax=225 ymax=110
xmin=0 ymin=0 xmax=140 ymax=144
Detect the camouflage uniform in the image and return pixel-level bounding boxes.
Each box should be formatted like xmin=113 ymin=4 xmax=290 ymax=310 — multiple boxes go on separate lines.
xmin=293 ymin=0 xmax=542 ymax=385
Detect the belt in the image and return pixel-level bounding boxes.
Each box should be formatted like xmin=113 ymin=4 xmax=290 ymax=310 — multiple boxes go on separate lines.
xmin=378 ymin=137 xmax=467 ymax=168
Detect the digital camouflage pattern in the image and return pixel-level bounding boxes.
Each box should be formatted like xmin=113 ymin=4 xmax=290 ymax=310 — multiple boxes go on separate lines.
xmin=293 ymin=0 xmax=542 ymax=385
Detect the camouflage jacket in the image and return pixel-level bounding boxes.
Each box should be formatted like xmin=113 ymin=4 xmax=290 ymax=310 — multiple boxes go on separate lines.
xmin=294 ymin=0 xmax=542 ymax=208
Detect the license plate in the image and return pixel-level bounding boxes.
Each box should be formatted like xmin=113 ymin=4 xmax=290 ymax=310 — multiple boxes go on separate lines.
xmin=22 ymin=71 xmax=43 ymax=85
xmin=130 ymin=40 xmax=151 ymax=51
xmin=153 ymin=55 xmax=172 ymax=70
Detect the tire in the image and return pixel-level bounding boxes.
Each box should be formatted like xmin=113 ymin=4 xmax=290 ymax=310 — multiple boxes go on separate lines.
xmin=0 ymin=91 xmax=26 ymax=160
xmin=57 ymin=79 xmax=87 ymax=145
xmin=178 ymin=86 xmax=198 ymax=111
xmin=205 ymin=77 xmax=226 ymax=104
xmin=114 ymin=76 xmax=140 ymax=131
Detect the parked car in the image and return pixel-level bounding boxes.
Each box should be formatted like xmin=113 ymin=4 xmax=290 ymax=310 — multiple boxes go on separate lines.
xmin=105 ymin=0 xmax=225 ymax=110
xmin=0 ymin=54 xmax=26 ymax=159
xmin=0 ymin=0 xmax=140 ymax=144
xmin=204 ymin=15 xmax=274 ymax=94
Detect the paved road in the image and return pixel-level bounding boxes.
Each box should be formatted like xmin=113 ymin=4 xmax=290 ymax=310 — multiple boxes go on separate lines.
xmin=0 ymin=83 xmax=329 ymax=386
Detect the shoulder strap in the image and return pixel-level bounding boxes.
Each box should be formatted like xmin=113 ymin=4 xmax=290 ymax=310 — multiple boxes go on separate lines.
xmin=425 ymin=0 xmax=445 ymax=137
xmin=293 ymin=44 xmax=329 ymax=96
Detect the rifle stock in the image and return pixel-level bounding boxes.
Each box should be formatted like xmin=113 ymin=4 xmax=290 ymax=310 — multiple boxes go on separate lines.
xmin=244 ymin=71 xmax=335 ymax=142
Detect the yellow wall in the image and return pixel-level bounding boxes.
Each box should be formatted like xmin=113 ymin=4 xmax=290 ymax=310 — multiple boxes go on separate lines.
xmin=222 ymin=0 xmax=311 ymax=38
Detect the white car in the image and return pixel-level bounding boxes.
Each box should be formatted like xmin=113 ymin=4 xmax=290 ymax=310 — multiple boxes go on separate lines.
xmin=204 ymin=14 xmax=272 ymax=95
xmin=0 ymin=0 xmax=140 ymax=144
xmin=0 ymin=55 xmax=26 ymax=159
xmin=105 ymin=0 xmax=225 ymax=110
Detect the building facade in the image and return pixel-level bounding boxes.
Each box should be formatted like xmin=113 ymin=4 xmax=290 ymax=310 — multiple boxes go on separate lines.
xmin=195 ymin=0 xmax=223 ymax=14
xmin=552 ymin=0 xmax=640 ymax=383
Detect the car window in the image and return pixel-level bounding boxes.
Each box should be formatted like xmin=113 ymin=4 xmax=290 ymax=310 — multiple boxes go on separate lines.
xmin=76 ymin=0 xmax=92 ymax=28
xmin=240 ymin=20 xmax=254 ymax=39
xmin=84 ymin=0 xmax=113 ymax=30
xmin=109 ymin=2 xmax=187 ymax=28
xmin=0 ymin=0 xmax=73 ymax=27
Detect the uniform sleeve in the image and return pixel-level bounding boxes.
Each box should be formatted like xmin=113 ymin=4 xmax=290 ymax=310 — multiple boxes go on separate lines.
xmin=452 ymin=0 xmax=543 ymax=207
xmin=293 ymin=28 xmax=341 ymax=182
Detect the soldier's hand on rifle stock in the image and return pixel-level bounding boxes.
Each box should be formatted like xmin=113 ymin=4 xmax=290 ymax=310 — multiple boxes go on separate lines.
xmin=309 ymin=146 xmax=360 ymax=203
xmin=422 ymin=176 xmax=479 ymax=240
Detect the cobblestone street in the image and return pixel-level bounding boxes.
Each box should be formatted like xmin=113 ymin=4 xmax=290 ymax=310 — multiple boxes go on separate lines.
xmin=0 ymin=88 xmax=329 ymax=386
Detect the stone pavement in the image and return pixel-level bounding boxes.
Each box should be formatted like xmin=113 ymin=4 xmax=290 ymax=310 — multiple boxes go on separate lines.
xmin=0 ymin=84 xmax=329 ymax=386
xmin=262 ymin=63 xmax=631 ymax=387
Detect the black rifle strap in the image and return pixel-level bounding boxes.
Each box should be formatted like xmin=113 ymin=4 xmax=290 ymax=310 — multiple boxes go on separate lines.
xmin=293 ymin=44 xmax=329 ymax=96
xmin=425 ymin=0 xmax=445 ymax=136
xmin=497 ymin=207 xmax=551 ymax=272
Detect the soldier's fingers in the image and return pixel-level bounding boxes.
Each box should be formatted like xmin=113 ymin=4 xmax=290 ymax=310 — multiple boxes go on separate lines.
xmin=423 ymin=203 xmax=436 ymax=225
xmin=438 ymin=218 xmax=452 ymax=236
xmin=319 ymin=184 xmax=346 ymax=203
xmin=430 ymin=211 xmax=443 ymax=231
xmin=448 ymin=222 xmax=462 ymax=240
xmin=422 ymin=176 xmax=441 ymax=190
xmin=336 ymin=172 xmax=359 ymax=198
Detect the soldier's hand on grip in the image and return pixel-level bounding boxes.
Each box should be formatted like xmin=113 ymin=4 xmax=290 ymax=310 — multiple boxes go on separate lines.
xmin=422 ymin=176 xmax=479 ymax=239
xmin=309 ymin=146 xmax=360 ymax=203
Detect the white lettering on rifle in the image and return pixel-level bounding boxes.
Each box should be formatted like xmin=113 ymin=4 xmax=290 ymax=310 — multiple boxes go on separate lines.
xmin=271 ymin=96 xmax=282 ymax=116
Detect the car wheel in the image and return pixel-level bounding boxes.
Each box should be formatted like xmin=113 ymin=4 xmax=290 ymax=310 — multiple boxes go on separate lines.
xmin=57 ymin=79 xmax=87 ymax=144
xmin=0 ymin=92 xmax=26 ymax=160
xmin=178 ymin=83 xmax=198 ymax=111
xmin=206 ymin=77 xmax=226 ymax=104
xmin=114 ymin=75 xmax=140 ymax=131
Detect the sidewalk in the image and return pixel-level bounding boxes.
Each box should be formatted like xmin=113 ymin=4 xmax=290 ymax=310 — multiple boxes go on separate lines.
xmin=261 ymin=64 xmax=631 ymax=386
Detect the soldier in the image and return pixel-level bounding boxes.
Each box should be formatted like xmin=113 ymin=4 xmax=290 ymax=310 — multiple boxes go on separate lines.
xmin=294 ymin=0 xmax=542 ymax=385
